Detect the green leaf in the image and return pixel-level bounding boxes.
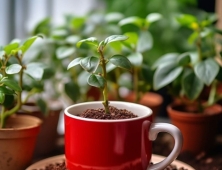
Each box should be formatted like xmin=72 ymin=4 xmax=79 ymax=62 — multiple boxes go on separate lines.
xmin=146 ymin=13 xmax=162 ymax=23
xmin=76 ymin=37 xmax=98 ymax=48
xmin=0 ymin=93 xmax=5 ymax=104
xmin=210 ymin=26 xmax=222 ymax=35
xmin=154 ymin=63 xmax=183 ymax=90
xmin=119 ymin=16 xmax=144 ymax=28
xmin=36 ymin=98 xmax=48 ymax=116
xmin=188 ymin=32 xmax=198 ymax=44
xmin=67 ymin=57 xmax=83 ymax=70
xmin=80 ymin=56 xmax=100 ymax=73
xmin=194 ymin=58 xmax=220 ymax=85
xmin=4 ymin=42 xmax=20 ymax=55
xmin=1 ymin=78 xmax=22 ymax=92
xmin=33 ymin=17 xmax=50 ymax=35
xmin=13 ymin=35 xmax=43 ymax=54
xmin=177 ymin=52 xmax=191 ymax=66
xmin=24 ymin=63 xmax=44 ymax=80
xmin=105 ymin=12 xmax=124 ymax=23
xmin=104 ymin=35 xmax=128 ymax=46
xmin=124 ymin=32 xmax=138 ymax=47
xmin=87 ymin=74 xmax=106 ymax=89
xmin=137 ymin=31 xmax=153 ymax=53
xmin=64 ymin=81 xmax=80 ymax=102
xmin=66 ymin=35 xmax=81 ymax=45
xmin=106 ymin=62 xmax=116 ymax=73
xmin=109 ymin=54 xmax=132 ymax=71
xmin=152 ymin=53 xmax=179 ymax=69
xmin=2 ymin=95 xmax=14 ymax=108
xmin=182 ymin=69 xmax=204 ymax=100
xmin=71 ymin=17 xmax=85 ymax=29
xmin=176 ymin=14 xmax=197 ymax=28
xmin=56 ymin=46 xmax=75 ymax=59
xmin=51 ymin=29 xmax=68 ymax=37
xmin=127 ymin=52 xmax=143 ymax=67
xmin=200 ymin=28 xmax=212 ymax=38
xmin=5 ymin=64 xmax=22 ymax=74
xmin=0 ymin=86 xmax=15 ymax=95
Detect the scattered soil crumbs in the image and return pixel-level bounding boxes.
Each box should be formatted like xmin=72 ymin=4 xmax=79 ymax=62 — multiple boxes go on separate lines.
xmin=78 ymin=106 xmax=138 ymax=120
xmin=32 ymin=162 xmax=68 ymax=170
xmin=36 ymin=162 xmax=187 ymax=170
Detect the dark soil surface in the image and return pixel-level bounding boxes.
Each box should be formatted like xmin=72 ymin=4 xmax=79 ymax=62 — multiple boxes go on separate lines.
xmin=78 ymin=106 xmax=138 ymax=120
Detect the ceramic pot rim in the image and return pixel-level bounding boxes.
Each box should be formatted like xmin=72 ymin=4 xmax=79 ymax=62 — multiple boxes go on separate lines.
xmin=65 ymin=101 xmax=152 ymax=123
xmin=0 ymin=115 xmax=42 ymax=131
xmin=167 ymin=103 xmax=222 ymax=118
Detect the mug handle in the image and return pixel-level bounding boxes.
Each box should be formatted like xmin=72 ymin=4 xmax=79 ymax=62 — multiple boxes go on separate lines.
xmin=142 ymin=120 xmax=183 ymax=170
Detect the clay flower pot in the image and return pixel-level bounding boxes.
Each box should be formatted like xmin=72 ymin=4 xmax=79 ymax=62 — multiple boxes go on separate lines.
xmin=124 ymin=92 xmax=163 ymax=119
xmin=65 ymin=101 xmax=182 ymax=170
xmin=18 ymin=100 xmax=63 ymax=156
xmin=167 ymin=103 xmax=222 ymax=155
xmin=0 ymin=115 xmax=41 ymax=170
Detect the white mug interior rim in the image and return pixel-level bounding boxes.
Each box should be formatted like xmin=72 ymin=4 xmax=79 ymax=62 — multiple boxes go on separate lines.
xmin=64 ymin=101 xmax=153 ymax=122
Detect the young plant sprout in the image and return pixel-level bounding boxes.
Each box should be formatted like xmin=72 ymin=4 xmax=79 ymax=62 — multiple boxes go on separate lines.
xmin=67 ymin=35 xmax=132 ymax=113
xmin=0 ymin=35 xmax=45 ymax=128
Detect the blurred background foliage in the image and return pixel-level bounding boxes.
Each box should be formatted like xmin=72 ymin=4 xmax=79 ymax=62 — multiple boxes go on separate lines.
xmin=101 ymin=0 xmax=199 ymax=65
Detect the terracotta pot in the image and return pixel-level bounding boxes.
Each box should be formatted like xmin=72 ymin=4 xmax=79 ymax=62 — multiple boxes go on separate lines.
xmin=124 ymin=92 xmax=163 ymax=119
xmin=0 ymin=115 xmax=41 ymax=170
xmin=167 ymin=103 xmax=222 ymax=155
xmin=18 ymin=100 xmax=63 ymax=156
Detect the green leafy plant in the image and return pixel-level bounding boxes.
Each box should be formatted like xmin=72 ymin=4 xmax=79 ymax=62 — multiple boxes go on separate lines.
xmin=153 ymin=12 xmax=222 ymax=112
xmin=0 ymin=35 xmax=47 ymax=128
xmin=116 ymin=13 xmax=162 ymax=102
xmin=68 ymin=35 xmax=132 ymax=113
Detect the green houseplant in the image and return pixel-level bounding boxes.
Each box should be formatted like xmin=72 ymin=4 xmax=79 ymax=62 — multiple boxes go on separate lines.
xmin=0 ymin=35 xmax=47 ymax=170
xmin=64 ymin=34 xmax=183 ymax=170
xmin=106 ymin=14 xmax=163 ymax=118
xmin=68 ymin=35 xmax=132 ymax=111
xmin=153 ymin=12 xmax=222 ymax=154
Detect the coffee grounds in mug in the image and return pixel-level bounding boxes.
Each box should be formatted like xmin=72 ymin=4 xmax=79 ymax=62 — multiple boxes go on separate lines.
xmin=77 ymin=106 xmax=138 ymax=120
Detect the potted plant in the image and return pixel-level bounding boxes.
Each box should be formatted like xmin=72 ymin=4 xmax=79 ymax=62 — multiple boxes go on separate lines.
xmin=153 ymin=12 xmax=222 ymax=154
xmin=64 ymin=34 xmax=183 ymax=170
xmin=0 ymin=35 xmax=46 ymax=170
xmin=107 ymin=13 xmax=163 ymax=118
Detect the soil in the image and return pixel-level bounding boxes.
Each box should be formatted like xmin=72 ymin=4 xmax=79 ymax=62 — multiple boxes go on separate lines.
xmin=36 ymin=162 xmax=187 ymax=170
xmin=78 ymin=106 xmax=138 ymax=120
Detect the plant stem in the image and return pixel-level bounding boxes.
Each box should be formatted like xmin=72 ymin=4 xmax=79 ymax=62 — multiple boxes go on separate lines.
xmin=1 ymin=55 xmax=23 ymax=128
xmin=0 ymin=106 xmax=5 ymax=128
xmin=98 ymin=46 xmax=109 ymax=114
xmin=22 ymin=88 xmax=37 ymax=104
xmin=205 ymin=80 xmax=217 ymax=107
xmin=196 ymin=31 xmax=202 ymax=61
xmin=134 ymin=67 xmax=140 ymax=103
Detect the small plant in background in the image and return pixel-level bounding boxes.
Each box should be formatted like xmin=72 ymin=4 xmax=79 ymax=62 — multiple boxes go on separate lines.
xmin=68 ymin=35 xmax=132 ymax=113
xmin=153 ymin=12 xmax=222 ymax=112
xmin=0 ymin=35 xmax=46 ymax=128
xmin=116 ymin=13 xmax=162 ymax=102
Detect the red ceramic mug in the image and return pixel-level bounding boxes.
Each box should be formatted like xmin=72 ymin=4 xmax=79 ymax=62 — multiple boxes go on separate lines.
xmin=65 ymin=101 xmax=183 ymax=170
